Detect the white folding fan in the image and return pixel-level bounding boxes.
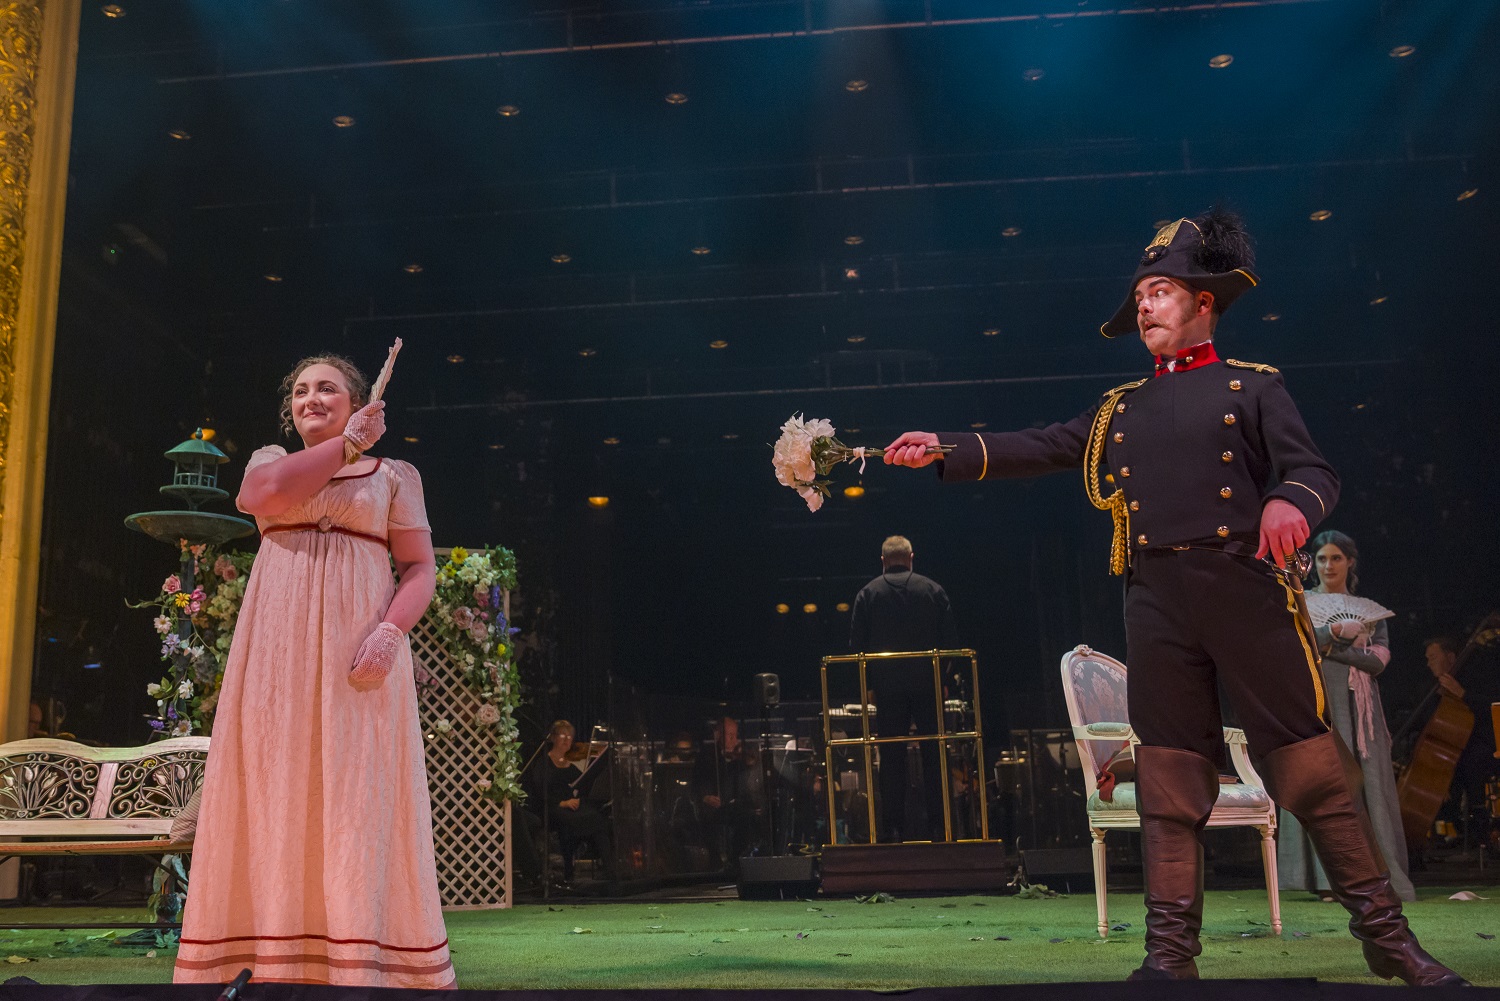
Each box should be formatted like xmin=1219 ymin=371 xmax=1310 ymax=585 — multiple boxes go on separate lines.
xmin=1306 ymin=592 xmax=1395 ymax=630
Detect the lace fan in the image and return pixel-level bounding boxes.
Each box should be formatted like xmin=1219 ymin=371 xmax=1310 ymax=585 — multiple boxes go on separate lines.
xmin=1306 ymin=592 xmax=1395 ymax=629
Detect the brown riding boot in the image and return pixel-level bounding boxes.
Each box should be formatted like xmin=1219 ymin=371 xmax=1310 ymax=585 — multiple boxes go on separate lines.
xmin=1260 ymin=731 xmax=1468 ymax=987
xmin=1127 ymin=745 xmax=1219 ymax=981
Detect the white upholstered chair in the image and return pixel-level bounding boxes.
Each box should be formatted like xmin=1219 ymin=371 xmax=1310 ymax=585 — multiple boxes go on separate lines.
xmin=1059 ymin=644 xmax=1282 ymax=939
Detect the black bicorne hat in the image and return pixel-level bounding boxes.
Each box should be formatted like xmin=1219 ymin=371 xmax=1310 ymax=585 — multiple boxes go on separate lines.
xmin=1099 ymin=210 xmax=1259 ymax=338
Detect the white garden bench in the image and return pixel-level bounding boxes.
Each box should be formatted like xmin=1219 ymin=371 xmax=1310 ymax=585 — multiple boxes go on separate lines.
xmin=0 ymin=736 xmax=208 ymax=860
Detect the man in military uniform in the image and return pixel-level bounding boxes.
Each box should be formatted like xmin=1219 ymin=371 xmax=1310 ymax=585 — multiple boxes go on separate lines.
xmin=883 ymin=210 xmax=1464 ymax=985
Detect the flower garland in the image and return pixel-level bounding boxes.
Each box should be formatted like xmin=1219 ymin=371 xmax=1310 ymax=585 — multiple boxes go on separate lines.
xmin=425 ymin=546 xmax=524 ymax=804
xmin=132 ymin=542 xmax=254 ymax=737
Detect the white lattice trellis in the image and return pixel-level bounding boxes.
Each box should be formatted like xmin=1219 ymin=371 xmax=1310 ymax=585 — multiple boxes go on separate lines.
xmin=413 ymin=596 xmax=512 ymax=910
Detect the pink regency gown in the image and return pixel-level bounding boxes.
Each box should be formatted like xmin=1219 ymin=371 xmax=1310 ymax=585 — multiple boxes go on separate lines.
xmin=174 ymin=447 xmax=454 ymax=989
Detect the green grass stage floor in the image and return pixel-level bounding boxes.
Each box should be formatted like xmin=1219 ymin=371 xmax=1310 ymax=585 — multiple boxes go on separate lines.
xmin=3 ymin=888 xmax=1500 ymax=989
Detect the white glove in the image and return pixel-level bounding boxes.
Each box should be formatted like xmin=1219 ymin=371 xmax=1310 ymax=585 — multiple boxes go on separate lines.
xmin=350 ymin=621 xmax=404 ymax=684
xmin=342 ymin=400 xmax=387 ymax=453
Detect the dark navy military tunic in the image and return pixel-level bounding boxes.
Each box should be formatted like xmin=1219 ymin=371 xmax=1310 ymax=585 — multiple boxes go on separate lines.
xmin=936 ymin=359 xmax=1337 ymax=557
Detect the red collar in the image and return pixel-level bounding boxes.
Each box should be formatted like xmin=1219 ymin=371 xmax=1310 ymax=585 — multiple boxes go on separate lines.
xmin=1154 ymin=341 xmax=1219 ymax=377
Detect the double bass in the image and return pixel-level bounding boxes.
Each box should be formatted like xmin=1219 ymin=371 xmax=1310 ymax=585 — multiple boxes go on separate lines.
xmin=1394 ymin=612 xmax=1500 ymax=848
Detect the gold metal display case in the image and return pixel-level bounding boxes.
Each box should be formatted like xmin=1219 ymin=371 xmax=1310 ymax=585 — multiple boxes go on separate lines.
xmin=819 ymin=648 xmax=993 ymax=844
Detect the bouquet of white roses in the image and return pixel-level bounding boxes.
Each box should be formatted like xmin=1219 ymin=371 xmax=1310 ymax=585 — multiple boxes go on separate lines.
xmin=772 ymin=414 xmax=951 ymax=511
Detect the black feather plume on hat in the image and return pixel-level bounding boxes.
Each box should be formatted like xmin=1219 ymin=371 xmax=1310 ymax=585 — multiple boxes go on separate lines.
xmin=1192 ymin=207 xmax=1255 ymax=276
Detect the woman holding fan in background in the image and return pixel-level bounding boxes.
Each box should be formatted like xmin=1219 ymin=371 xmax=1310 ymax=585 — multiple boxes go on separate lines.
xmin=1279 ymin=530 xmax=1415 ymax=902
xmin=175 ymin=351 xmax=455 ymax=988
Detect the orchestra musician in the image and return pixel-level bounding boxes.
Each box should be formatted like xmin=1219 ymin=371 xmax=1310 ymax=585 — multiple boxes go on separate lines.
xmin=526 ymin=719 xmax=613 ymax=886
xmin=691 ymin=716 xmax=762 ymax=875
xmin=1414 ymin=625 xmax=1500 ymax=834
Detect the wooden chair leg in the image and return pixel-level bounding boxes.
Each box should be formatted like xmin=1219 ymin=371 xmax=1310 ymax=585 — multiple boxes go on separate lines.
xmin=1091 ymin=827 xmax=1109 ymax=939
xmin=1260 ymin=824 xmax=1283 ymax=935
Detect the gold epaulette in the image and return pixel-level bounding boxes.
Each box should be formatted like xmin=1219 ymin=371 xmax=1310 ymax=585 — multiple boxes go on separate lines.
xmin=1103 ymin=377 xmax=1149 ymax=396
xmin=1225 ymin=358 xmax=1280 ymax=375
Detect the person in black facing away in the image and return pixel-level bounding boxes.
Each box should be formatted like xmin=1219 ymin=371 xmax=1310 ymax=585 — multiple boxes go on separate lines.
xmin=883 ymin=210 xmax=1462 ymax=985
xmin=527 ymin=719 xmax=612 ymax=886
xmin=691 ymin=716 xmax=761 ymax=875
xmin=849 ymin=535 xmax=960 ymax=842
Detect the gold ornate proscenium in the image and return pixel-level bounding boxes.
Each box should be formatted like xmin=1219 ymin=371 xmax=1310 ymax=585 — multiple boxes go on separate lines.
xmin=819 ymin=648 xmax=993 ymax=845
xmin=0 ymin=1 xmax=48 ymax=570
xmin=0 ymin=0 xmax=83 ymax=742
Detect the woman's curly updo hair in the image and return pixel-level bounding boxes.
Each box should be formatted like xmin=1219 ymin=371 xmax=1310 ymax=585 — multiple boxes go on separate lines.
xmin=278 ymin=354 xmax=370 ymax=436
xmin=1310 ymin=529 xmax=1360 ymax=594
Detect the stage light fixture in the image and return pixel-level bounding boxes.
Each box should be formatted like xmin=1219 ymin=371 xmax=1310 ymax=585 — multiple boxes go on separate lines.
xmin=722 ymin=433 xmax=739 ymax=440
xmin=1309 ymin=209 xmax=1333 ymax=221
xmin=446 ymin=354 xmax=464 ymax=364
xmin=1209 ymin=54 xmax=1234 ymax=69
xmin=691 ymin=246 xmax=711 ymax=256
xmin=1389 ymin=45 xmax=1415 ymax=58
xmin=709 ymin=339 xmax=728 ymax=349
xmin=843 ymin=267 xmax=859 ymax=280
xmin=982 ymin=328 xmax=1000 ymax=337
xmin=497 ymin=105 xmax=521 ymax=117
xmin=587 ymin=496 xmax=610 ymax=508
xmin=1262 ymin=313 xmax=1281 ymax=322
xmin=844 ymin=235 xmax=864 ymax=246
xmin=1002 ymin=227 xmax=1022 ymax=237
xmin=168 ymin=129 xmax=190 ymax=140
xmin=578 ymin=347 xmax=597 ymax=357
xmin=262 ymin=273 xmax=283 ymax=283
xmin=843 ymin=485 xmax=865 ymax=498
xmin=845 ymin=79 xmax=869 ymax=93
xmin=802 ymin=603 xmax=818 ymax=614
xmin=551 ymin=252 xmax=572 ymax=263
xmin=775 ymin=603 xmax=790 ymax=614
xmin=404 ymin=263 xmax=424 ymax=274
xmin=1458 ymin=188 xmax=1479 ymax=201
xmin=665 ymin=92 xmax=689 ymax=105
xmin=488 ymin=443 xmax=504 ymax=450
xmin=332 ymin=115 xmax=356 ymax=128
xmin=1022 ymin=68 xmax=1045 ymax=82
xmin=403 ymin=436 xmax=419 ymax=443
xmin=846 ymin=427 xmax=861 ymax=433
xmin=836 ymin=602 xmax=851 ymax=613
xmin=1369 ymin=295 xmax=1388 ymax=305
xmin=970 ymin=421 xmax=988 ymax=429
xmin=603 ymin=436 xmax=620 ymax=445
xmin=101 ymin=4 xmax=125 ymax=17
xmin=846 ymin=334 xmax=867 ymax=344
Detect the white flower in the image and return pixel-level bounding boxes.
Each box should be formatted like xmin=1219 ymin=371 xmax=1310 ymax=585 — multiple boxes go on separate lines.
xmin=153 ymin=616 xmax=172 ymax=635
xmin=434 ymin=718 xmax=452 ymax=734
xmin=146 ymin=682 xmax=166 ymax=699
xmin=178 ymin=679 xmax=194 ymax=699
xmin=171 ymin=719 xmax=193 ymax=737
xmin=771 ymin=413 xmax=830 ymax=489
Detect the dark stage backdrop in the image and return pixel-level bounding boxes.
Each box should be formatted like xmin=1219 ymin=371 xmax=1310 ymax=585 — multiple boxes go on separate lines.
xmin=30 ymin=1 xmax=1500 ymax=751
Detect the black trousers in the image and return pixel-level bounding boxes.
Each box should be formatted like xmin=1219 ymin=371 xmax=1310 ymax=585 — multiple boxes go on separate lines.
xmin=1125 ymin=549 xmax=1328 ymax=767
xmin=874 ymin=683 xmax=942 ymax=840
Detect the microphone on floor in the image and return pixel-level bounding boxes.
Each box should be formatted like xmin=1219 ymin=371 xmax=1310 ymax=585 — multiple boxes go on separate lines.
xmin=217 ymin=968 xmax=253 ymax=1001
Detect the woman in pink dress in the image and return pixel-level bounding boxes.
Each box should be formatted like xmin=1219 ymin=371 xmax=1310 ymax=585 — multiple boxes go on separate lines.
xmin=174 ymin=355 xmax=454 ymax=989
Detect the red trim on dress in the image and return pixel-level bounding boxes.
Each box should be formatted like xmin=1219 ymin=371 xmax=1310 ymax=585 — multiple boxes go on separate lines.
xmin=179 ymin=932 xmax=448 ymax=953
